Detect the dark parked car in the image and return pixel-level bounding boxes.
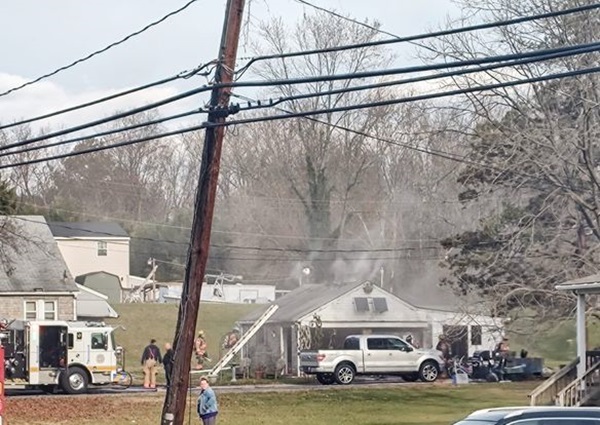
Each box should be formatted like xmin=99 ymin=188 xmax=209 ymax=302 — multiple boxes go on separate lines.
xmin=453 ymin=407 xmax=600 ymax=424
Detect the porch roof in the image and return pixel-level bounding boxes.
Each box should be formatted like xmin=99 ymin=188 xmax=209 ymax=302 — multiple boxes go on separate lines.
xmin=555 ymin=273 xmax=600 ymax=293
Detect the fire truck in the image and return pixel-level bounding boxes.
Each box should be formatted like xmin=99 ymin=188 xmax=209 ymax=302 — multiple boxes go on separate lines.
xmin=0 ymin=319 xmax=122 ymax=394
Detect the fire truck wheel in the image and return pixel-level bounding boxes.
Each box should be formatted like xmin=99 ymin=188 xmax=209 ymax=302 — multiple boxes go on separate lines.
xmin=60 ymin=367 xmax=89 ymax=394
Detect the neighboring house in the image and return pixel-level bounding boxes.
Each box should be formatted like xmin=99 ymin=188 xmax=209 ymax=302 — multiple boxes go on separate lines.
xmin=76 ymin=284 xmax=119 ymax=321
xmin=159 ymin=281 xmax=276 ymax=304
xmin=75 ymin=271 xmax=124 ymax=304
xmin=237 ymin=280 xmax=502 ymax=376
xmin=0 ymin=216 xmax=78 ymax=321
xmin=48 ymin=221 xmax=130 ymax=287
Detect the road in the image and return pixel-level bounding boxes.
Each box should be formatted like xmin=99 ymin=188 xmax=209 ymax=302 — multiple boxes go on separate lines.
xmin=5 ymin=376 xmax=449 ymax=399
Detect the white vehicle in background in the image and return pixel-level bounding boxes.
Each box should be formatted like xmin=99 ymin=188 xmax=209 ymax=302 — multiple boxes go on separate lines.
xmin=0 ymin=319 xmax=123 ymax=394
xmin=299 ymin=334 xmax=444 ymax=385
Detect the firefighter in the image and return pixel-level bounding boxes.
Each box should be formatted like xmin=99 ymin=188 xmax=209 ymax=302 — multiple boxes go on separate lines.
xmin=194 ymin=331 xmax=211 ymax=370
xmin=141 ymin=339 xmax=162 ymax=389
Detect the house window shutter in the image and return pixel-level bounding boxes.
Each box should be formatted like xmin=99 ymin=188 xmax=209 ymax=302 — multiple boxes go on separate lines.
xmin=354 ymin=297 xmax=369 ymax=312
xmin=372 ymin=297 xmax=388 ymax=313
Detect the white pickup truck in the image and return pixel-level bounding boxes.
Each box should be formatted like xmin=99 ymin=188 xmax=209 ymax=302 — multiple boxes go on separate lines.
xmin=299 ymin=334 xmax=444 ymax=385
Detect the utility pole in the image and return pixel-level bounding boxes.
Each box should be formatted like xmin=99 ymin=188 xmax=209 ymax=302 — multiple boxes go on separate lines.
xmin=161 ymin=1 xmax=246 ymax=424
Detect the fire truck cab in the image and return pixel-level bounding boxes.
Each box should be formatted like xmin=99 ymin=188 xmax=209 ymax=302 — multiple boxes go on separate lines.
xmin=0 ymin=319 xmax=120 ymax=394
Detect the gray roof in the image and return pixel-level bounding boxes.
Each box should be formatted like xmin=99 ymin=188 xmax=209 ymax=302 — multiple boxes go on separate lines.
xmin=76 ymin=284 xmax=119 ymax=318
xmin=240 ymin=281 xmax=364 ymax=323
xmin=48 ymin=221 xmax=129 ymax=238
xmin=0 ymin=216 xmax=78 ymax=293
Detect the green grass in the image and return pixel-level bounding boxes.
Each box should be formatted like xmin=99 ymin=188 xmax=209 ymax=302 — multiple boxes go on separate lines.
xmin=106 ymin=302 xmax=259 ymax=375
xmin=9 ymin=383 xmax=538 ymax=425
xmin=507 ymin=316 xmax=600 ymax=367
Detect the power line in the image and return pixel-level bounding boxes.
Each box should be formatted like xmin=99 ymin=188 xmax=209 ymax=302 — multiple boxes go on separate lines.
xmin=0 ymin=0 xmax=203 ymax=98
xmin=5 ymin=40 xmax=599 ymax=156
xmin=236 ymin=41 xmax=600 ymax=113
xmin=293 ymin=0 xmax=401 ymax=39
xmin=3 ymin=62 xmax=600 ymax=169
xmin=0 ymin=108 xmax=205 ymax=159
xmin=235 ymin=3 xmax=600 ymax=75
xmin=0 ymin=63 xmax=214 ymax=131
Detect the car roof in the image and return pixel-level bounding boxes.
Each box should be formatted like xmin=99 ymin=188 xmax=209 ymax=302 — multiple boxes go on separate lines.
xmin=464 ymin=407 xmax=600 ymax=422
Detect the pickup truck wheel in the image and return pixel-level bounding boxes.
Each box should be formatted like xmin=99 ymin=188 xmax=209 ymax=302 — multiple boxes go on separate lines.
xmin=418 ymin=361 xmax=440 ymax=382
xmin=316 ymin=373 xmax=336 ymax=385
xmin=334 ymin=363 xmax=355 ymax=385
xmin=60 ymin=367 xmax=89 ymax=394
xmin=400 ymin=373 xmax=419 ymax=382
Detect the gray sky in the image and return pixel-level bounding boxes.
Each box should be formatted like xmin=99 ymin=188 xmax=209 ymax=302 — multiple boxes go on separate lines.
xmin=0 ymin=0 xmax=459 ymax=129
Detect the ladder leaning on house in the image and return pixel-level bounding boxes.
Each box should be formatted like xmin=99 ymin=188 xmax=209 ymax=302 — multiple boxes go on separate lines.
xmin=530 ymin=352 xmax=600 ymax=407
xmin=194 ymin=304 xmax=279 ymax=379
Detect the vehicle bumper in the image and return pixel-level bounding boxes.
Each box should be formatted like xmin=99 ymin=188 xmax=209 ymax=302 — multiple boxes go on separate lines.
xmin=300 ymin=366 xmax=332 ymax=374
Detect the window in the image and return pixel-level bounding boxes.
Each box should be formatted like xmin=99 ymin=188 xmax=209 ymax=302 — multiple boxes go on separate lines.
xmin=97 ymin=240 xmax=108 ymax=256
xmin=354 ymin=297 xmax=369 ymax=312
xmin=91 ymin=332 xmax=107 ymax=349
xmin=471 ymin=325 xmax=482 ymax=346
xmin=343 ymin=337 xmax=360 ymax=350
xmin=372 ymin=297 xmax=389 ymax=313
xmin=24 ymin=301 xmax=37 ymax=320
xmin=44 ymin=301 xmax=56 ymax=320
xmin=367 ymin=338 xmax=393 ymax=350
xmin=386 ymin=338 xmax=410 ymax=351
xmin=68 ymin=333 xmax=74 ymax=349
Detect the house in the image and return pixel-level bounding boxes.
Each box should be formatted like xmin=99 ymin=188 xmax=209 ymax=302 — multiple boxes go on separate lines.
xmin=76 ymin=283 xmax=119 ymax=321
xmin=75 ymin=271 xmax=124 ymax=304
xmin=0 ymin=216 xmax=79 ymax=321
xmin=159 ymin=280 xmax=276 ymax=304
xmin=237 ymin=280 xmax=502 ymax=376
xmin=48 ymin=221 xmax=130 ymax=287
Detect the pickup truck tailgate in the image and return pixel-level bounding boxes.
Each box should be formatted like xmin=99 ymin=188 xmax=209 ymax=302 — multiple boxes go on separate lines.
xmin=299 ymin=351 xmax=319 ymax=367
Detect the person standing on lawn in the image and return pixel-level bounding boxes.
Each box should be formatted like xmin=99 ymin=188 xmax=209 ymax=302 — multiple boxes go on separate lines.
xmin=197 ymin=376 xmax=219 ymax=425
xmin=163 ymin=342 xmax=174 ymax=388
xmin=141 ymin=338 xmax=162 ymax=389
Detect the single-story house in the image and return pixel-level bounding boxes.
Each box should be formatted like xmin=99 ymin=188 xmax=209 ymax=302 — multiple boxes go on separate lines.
xmin=75 ymin=271 xmax=124 ymax=304
xmin=159 ymin=281 xmax=276 ymax=304
xmin=48 ymin=221 xmax=131 ymax=286
xmin=0 ymin=216 xmax=79 ymax=321
xmin=76 ymin=283 xmax=119 ymax=321
xmin=237 ymin=280 xmax=502 ymax=376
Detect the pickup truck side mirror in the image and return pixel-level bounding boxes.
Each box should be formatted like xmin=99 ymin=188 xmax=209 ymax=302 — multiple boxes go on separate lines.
xmin=401 ymin=346 xmax=413 ymax=352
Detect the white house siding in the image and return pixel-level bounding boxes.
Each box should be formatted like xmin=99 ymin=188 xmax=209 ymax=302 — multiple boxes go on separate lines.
xmin=425 ymin=308 xmax=503 ymax=356
xmin=160 ymin=283 xmax=276 ymax=304
xmin=55 ymin=238 xmax=130 ymax=284
xmin=298 ymin=284 xmax=429 ymax=328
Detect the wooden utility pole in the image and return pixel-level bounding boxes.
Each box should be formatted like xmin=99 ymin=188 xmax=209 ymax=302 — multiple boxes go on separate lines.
xmin=161 ymin=1 xmax=245 ymax=424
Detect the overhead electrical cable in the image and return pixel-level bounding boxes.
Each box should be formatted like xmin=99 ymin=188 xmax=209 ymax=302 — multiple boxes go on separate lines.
xmin=0 ymin=108 xmax=205 ymax=159
xmin=4 ymin=40 xmax=599 ymax=153
xmin=235 ymin=2 xmax=600 ymax=75
xmin=0 ymin=0 xmax=202 ymax=98
xmin=3 ymin=62 xmax=600 ymax=169
xmin=0 ymin=63 xmax=215 ymax=131
xmin=234 ymin=41 xmax=600 ymax=112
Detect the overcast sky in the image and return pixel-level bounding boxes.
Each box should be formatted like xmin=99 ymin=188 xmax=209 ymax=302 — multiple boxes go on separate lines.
xmin=0 ymin=0 xmax=460 ymax=130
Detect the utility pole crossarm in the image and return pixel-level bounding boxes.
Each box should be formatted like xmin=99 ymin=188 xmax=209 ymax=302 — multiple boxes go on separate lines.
xmin=161 ymin=1 xmax=246 ymax=424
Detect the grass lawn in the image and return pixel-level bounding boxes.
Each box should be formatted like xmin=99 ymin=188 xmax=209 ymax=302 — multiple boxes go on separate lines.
xmin=106 ymin=302 xmax=259 ymax=377
xmin=7 ymin=382 xmax=537 ymax=425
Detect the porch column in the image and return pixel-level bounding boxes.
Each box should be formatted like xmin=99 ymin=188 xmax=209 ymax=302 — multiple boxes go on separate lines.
xmin=577 ymin=291 xmax=587 ymax=379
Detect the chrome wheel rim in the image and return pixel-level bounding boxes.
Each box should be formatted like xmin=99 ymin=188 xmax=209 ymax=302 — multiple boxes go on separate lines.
xmin=337 ymin=367 xmax=354 ymax=384
xmin=69 ymin=373 xmax=85 ymax=390
xmin=422 ymin=364 xmax=438 ymax=382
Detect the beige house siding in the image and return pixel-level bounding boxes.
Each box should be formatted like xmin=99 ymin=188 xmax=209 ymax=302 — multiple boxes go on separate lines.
xmin=55 ymin=238 xmax=130 ymax=284
xmin=0 ymin=295 xmax=76 ymax=321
